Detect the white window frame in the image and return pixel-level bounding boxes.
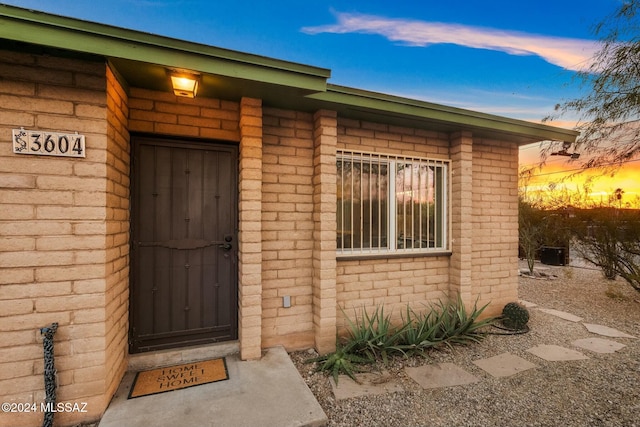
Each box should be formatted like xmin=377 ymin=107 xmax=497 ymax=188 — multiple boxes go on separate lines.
xmin=336 ymin=150 xmax=450 ymax=257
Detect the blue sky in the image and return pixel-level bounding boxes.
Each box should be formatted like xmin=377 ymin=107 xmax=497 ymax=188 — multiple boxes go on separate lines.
xmin=1 ymin=0 xmax=619 ymax=124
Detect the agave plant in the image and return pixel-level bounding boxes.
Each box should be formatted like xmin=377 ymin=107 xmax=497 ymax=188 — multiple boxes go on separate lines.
xmin=343 ymin=305 xmax=409 ymax=364
xmin=306 ymin=342 xmax=372 ymax=384
xmin=307 ymin=296 xmax=496 ymax=383
xmin=400 ymin=295 xmax=494 ymax=352
xmin=397 ymin=306 xmax=441 ymax=356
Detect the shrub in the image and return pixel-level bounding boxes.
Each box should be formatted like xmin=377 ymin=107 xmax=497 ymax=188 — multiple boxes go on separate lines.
xmin=439 ymin=296 xmax=494 ymax=345
xmin=307 ymin=342 xmax=372 ymax=384
xmin=397 ymin=305 xmax=441 ymax=356
xmin=343 ymin=305 xmax=409 ymax=364
xmin=308 ymin=296 xmax=495 ymax=382
xmin=572 ymin=207 xmax=640 ymax=291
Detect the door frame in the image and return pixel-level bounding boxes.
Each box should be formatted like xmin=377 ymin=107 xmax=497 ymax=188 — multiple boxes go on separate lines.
xmin=128 ymin=133 xmax=239 ymax=353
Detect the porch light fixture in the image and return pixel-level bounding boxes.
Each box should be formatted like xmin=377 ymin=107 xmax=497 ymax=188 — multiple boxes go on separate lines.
xmin=170 ymin=72 xmax=200 ymax=98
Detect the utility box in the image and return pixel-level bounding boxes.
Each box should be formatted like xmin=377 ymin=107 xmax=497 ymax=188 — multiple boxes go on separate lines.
xmin=539 ymin=246 xmax=568 ymax=266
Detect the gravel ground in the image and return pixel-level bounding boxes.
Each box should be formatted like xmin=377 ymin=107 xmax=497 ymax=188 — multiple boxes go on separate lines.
xmin=290 ymin=263 xmax=640 ymax=427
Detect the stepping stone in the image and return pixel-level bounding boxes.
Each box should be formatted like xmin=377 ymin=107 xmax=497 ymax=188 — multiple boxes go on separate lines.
xmin=537 ymin=308 xmax=583 ymax=322
xmin=519 ymin=300 xmax=537 ymax=308
xmin=527 ymin=344 xmax=589 ymax=361
xmin=572 ymin=338 xmax=627 ymax=354
xmin=583 ymin=323 xmax=637 ymax=339
xmin=330 ymin=371 xmax=404 ymax=400
xmin=473 ymin=353 xmax=536 ymax=378
xmin=405 ymin=363 xmax=479 ymax=389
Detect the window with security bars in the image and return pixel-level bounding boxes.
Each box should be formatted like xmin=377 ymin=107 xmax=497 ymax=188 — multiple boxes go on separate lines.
xmin=336 ymin=151 xmax=449 ymax=256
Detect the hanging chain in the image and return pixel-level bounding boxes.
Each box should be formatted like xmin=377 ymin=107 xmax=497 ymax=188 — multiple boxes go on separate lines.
xmin=40 ymin=323 xmax=58 ymax=427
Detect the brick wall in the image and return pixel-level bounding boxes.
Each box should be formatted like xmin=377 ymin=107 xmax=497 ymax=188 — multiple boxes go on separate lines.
xmin=471 ymin=138 xmax=520 ymax=314
xmin=261 ymin=107 xmax=316 ymax=350
xmin=334 ymin=119 xmax=520 ymax=324
xmin=0 ymin=49 xmax=112 ymax=426
xmin=335 ymin=118 xmax=452 ymax=326
xmin=238 ymin=97 xmax=263 ymax=360
xmin=128 ymin=88 xmax=239 ymax=139
xmin=103 ymin=65 xmax=130 ymax=405
xmin=312 ymin=110 xmax=338 ymax=354
xmin=257 ymin=113 xmax=510 ymax=347
xmin=449 ymin=132 xmax=473 ymax=308
xmin=337 ymin=118 xmax=450 ymax=158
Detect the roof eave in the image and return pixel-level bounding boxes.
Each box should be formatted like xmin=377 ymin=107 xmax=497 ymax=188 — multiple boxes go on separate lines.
xmin=0 ymin=4 xmax=330 ymax=93
xmin=305 ymin=85 xmax=578 ymax=145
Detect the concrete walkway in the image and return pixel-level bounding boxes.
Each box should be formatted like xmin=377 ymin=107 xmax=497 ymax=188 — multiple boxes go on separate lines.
xmin=99 ymin=346 xmax=327 ymax=427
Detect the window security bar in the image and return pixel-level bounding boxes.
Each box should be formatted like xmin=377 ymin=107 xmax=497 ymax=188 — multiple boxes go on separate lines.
xmin=337 ymin=150 xmax=449 ymax=256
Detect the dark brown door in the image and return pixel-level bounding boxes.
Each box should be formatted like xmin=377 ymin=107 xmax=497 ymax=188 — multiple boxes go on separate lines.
xmin=130 ymin=136 xmax=238 ymax=353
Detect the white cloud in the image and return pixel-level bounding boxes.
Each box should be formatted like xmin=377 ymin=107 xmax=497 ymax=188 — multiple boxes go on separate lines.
xmin=302 ymin=12 xmax=598 ymax=71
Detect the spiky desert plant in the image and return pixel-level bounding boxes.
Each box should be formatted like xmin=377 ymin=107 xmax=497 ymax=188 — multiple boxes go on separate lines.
xmin=432 ymin=295 xmax=494 ymax=346
xmin=308 ymin=297 xmax=496 ymax=383
xmin=397 ymin=306 xmax=441 ymax=356
xmin=501 ymin=302 xmax=530 ymax=330
xmin=343 ymin=305 xmax=409 ymax=364
xmin=306 ymin=342 xmax=372 ymax=384
xmin=397 ymin=295 xmax=494 ymax=353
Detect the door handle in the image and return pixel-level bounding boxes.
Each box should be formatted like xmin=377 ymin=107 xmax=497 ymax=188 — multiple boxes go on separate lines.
xmin=218 ymin=243 xmax=232 ymax=251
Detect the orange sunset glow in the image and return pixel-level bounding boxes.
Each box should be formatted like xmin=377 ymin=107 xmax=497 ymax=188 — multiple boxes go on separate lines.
xmin=519 ymin=141 xmax=640 ymax=209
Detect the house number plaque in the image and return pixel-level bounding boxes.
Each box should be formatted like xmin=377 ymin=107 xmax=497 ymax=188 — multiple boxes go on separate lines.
xmin=13 ymin=128 xmax=86 ymax=158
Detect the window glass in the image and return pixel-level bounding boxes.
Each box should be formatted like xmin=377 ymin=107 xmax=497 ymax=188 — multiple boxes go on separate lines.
xmin=337 ymin=151 xmax=449 ymax=256
xmin=337 ymin=156 xmax=388 ymax=250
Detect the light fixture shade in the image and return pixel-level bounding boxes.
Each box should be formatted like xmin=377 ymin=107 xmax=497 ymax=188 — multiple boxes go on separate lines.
xmin=170 ymin=74 xmax=199 ymax=98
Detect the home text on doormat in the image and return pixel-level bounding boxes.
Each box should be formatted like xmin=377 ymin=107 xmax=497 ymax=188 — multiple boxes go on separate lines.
xmin=128 ymin=358 xmax=228 ymax=399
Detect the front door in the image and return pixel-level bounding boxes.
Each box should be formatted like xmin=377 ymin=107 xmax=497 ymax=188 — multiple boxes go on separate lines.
xmin=130 ymin=136 xmax=238 ymax=353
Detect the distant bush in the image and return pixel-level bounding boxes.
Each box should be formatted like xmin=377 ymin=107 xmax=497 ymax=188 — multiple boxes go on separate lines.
xmin=572 ymin=208 xmax=640 ymax=292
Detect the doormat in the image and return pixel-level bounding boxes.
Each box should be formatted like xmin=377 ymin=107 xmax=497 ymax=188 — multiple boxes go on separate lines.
xmin=128 ymin=358 xmax=228 ymax=399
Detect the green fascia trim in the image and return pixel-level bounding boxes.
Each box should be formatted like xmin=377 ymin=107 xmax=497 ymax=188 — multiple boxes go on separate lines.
xmin=310 ymin=84 xmax=579 ymax=143
xmin=0 ymin=4 xmax=330 ymax=92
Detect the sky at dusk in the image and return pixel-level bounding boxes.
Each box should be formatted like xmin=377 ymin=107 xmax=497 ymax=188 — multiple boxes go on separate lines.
xmin=2 ymin=0 xmax=637 ymax=205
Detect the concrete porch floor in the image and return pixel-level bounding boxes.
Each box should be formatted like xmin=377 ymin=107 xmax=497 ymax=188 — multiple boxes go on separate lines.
xmin=98 ymin=346 xmax=327 ymax=427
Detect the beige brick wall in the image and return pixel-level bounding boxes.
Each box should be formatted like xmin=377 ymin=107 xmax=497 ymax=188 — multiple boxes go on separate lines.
xmin=0 ymin=49 xmax=111 ymax=426
xmin=258 ymin=113 xmax=484 ymax=348
xmin=471 ymin=138 xmax=520 ymax=315
xmin=312 ymin=110 xmax=338 ymax=354
xmin=337 ymin=118 xmax=450 ymax=158
xmin=449 ymin=132 xmax=473 ymax=307
xmin=334 ymin=120 xmax=520 ymax=324
xmin=238 ymin=97 xmax=263 ymax=360
xmin=103 ymin=65 xmax=130 ymax=405
xmin=337 ymin=257 xmax=451 ymax=326
xmin=335 ymin=118 xmax=452 ymax=326
xmin=128 ymin=88 xmax=239 ymax=140
xmin=261 ymin=107 xmax=316 ymax=350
